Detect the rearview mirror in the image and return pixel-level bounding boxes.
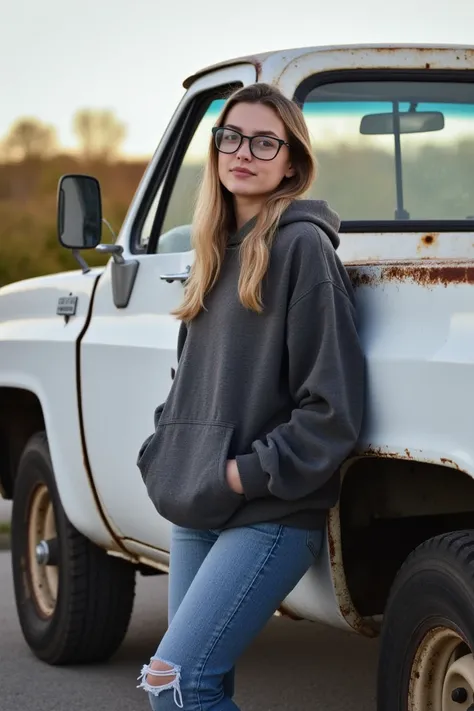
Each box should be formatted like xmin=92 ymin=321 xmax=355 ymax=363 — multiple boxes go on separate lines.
xmin=57 ymin=174 xmax=102 ymax=249
xmin=360 ymin=111 xmax=445 ymax=135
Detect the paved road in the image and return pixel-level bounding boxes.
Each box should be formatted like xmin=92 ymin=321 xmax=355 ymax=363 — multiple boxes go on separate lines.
xmin=0 ymin=550 xmax=377 ymax=710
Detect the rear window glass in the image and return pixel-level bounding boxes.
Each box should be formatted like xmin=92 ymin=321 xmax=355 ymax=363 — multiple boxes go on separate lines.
xmin=302 ymin=80 xmax=474 ymax=223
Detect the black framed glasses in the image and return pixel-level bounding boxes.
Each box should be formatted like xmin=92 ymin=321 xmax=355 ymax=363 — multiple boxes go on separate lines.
xmin=212 ymin=126 xmax=290 ymax=161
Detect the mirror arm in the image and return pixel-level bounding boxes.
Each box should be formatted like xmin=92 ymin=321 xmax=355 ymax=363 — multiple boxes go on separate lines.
xmin=95 ymin=243 xmax=125 ymax=265
xmin=72 ymin=249 xmax=91 ymax=275
xmin=70 ymin=243 xmax=125 ymax=276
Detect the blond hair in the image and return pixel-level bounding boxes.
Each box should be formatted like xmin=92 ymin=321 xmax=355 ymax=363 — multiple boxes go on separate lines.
xmin=172 ymin=83 xmax=316 ymax=321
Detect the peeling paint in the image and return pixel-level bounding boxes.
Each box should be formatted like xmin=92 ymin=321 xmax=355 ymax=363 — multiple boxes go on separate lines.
xmin=440 ymin=457 xmax=461 ymax=470
xmin=362 ymin=446 xmax=467 ymax=475
xmin=183 ymin=43 xmax=474 ymax=92
xmin=327 ymin=508 xmax=378 ymax=637
xmin=364 ymin=445 xmax=400 ymax=459
xmin=349 ymin=261 xmax=474 ymax=289
xmin=349 ymin=270 xmax=375 ymax=289
xmin=374 ymin=46 xmax=474 ymax=59
xmin=386 ymin=262 xmax=474 ymax=287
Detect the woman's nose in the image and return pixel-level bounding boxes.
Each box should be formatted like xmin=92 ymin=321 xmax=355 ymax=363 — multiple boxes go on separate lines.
xmin=235 ymin=138 xmax=252 ymax=160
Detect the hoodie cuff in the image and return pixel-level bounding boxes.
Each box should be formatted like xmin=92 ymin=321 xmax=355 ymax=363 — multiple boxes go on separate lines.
xmin=235 ymin=452 xmax=270 ymax=500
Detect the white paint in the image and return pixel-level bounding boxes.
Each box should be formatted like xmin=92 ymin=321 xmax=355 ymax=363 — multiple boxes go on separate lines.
xmin=0 ymin=269 xmax=117 ymax=549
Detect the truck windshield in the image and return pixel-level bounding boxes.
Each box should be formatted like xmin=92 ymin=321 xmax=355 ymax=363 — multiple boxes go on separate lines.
xmin=302 ymin=80 xmax=474 ymax=224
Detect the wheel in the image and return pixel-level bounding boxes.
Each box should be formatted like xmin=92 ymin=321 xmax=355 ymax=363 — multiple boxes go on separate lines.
xmin=11 ymin=431 xmax=136 ymax=665
xmin=377 ymin=530 xmax=474 ymax=711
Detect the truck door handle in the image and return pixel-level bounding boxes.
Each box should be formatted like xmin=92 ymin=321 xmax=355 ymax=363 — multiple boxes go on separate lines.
xmin=159 ymin=266 xmax=191 ymax=284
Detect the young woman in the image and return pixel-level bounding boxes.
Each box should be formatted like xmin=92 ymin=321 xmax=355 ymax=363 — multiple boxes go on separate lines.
xmin=136 ymin=82 xmax=365 ymax=710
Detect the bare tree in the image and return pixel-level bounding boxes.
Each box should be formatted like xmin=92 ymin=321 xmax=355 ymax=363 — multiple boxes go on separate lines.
xmin=73 ymin=109 xmax=126 ymax=162
xmin=3 ymin=118 xmax=57 ymax=161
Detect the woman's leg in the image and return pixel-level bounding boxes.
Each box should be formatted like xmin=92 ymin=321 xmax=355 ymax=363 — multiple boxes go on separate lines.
xmin=167 ymin=525 xmax=217 ymax=624
xmin=142 ymin=525 xmax=236 ymax=703
xmin=167 ymin=526 xmax=236 ymax=697
xmin=137 ymin=522 xmax=323 ymax=711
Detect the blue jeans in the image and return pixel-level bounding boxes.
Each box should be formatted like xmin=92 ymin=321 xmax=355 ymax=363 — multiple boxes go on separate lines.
xmin=137 ymin=522 xmax=323 ymax=710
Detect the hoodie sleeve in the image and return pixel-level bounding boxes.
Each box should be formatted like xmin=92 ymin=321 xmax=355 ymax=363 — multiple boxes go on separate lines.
xmin=236 ymin=281 xmax=365 ymax=501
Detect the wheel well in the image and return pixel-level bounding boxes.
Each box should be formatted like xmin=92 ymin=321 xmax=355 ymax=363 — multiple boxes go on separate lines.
xmin=0 ymin=388 xmax=45 ymax=498
xmin=340 ymin=456 xmax=474 ymax=618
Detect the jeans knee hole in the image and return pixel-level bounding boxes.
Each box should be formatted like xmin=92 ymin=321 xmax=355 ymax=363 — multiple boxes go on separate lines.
xmin=137 ymin=658 xmax=184 ymax=708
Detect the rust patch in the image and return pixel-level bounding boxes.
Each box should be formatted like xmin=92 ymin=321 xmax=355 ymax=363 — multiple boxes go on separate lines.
xmin=327 ymin=508 xmax=378 ymax=638
xmin=364 ymin=445 xmax=400 ymax=459
xmin=327 ymin=523 xmax=336 ymax=559
xmin=418 ymin=233 xmax=438 ymax=250
xmin=375 ymin=46 xmax=474 ymax=57
xmin=386 ymin=263 xmax=474 ymax=287
xmin=425 ymin=62 xmax=431 ymax=69
xmin=440 ymin=457 xmax=461 ymax=470
xmin=363 ymin=447 xmax=467 ymax=474
xmin=349 ymin=269 xmax=377 ymax=289
xmin=349 ymin=261 xmax=474 ymax=290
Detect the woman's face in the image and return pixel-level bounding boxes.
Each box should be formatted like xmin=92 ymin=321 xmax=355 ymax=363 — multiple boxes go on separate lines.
xmin=216 ymin=102 xmax=295 ymax=200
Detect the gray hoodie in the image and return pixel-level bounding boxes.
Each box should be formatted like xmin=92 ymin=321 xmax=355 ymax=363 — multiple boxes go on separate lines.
xmin=137 ymin=200 xmax=365 ymax=531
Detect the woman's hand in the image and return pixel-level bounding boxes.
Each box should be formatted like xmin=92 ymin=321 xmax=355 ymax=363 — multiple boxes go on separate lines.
xmin=226 ymin=459 xmax=244 ymax=495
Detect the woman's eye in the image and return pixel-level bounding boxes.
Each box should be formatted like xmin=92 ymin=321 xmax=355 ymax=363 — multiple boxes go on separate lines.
xmin=224 ymin=133 xmax=239 ymax=142
xmin=256 ymin=137 xmax=277 ymax=149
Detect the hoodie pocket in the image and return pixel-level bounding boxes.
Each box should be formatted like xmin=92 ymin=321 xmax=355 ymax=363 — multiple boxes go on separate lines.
xmin=137 ymin=420 xmax=244 ymax=529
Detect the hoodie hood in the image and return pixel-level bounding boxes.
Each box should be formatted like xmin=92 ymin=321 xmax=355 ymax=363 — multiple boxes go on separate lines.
xmin=278 ymin=199 xmax=340 ymax=248
xmin=228 ymin=199 xmax=340 ymax=248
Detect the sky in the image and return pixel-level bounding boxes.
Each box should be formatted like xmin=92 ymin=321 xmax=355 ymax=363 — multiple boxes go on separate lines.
xmin=1 ymin=0 xmax=474 ymax=158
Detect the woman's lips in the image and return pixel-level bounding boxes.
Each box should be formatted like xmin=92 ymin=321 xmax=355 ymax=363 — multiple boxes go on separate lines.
xmin=231 ymin=167 xmax=255 ymax=177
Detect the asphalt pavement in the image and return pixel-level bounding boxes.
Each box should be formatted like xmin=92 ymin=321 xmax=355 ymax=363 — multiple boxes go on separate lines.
xmin=0 ymin=550 xmax=378 ymax=710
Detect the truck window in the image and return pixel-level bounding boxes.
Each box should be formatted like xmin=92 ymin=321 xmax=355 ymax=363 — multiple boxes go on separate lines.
xmin=140 ymin=98 xmax=227 ymax=254
xmin=299 ymin=78 xmax=474 ymax=226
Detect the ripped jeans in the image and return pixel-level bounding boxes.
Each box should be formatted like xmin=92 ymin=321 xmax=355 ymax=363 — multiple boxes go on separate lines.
xmin=137 ymin=521 xmax=323 ymax=710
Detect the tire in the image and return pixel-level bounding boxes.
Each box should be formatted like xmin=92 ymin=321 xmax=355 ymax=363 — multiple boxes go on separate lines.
xmin=377 ymin=530 xmax=474 ymax=711
xmin=11 ymin=431 xmax=136 ymax=665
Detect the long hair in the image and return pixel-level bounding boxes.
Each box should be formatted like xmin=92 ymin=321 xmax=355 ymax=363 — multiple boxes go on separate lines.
xmin=172 ymin=83 xmax=316 ymax=321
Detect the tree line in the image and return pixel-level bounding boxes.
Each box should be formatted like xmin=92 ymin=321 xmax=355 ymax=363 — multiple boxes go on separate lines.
xmin=0 ymin=109 xmax=147 ymax=287
xmin=0 ymin=109 xmax=126 ymax=163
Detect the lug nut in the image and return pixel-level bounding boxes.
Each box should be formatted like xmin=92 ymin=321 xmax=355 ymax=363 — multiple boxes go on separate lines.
xmin=35 ymin=540 xmax=50 ymax=565
xmin=35 ymin=538 xmax=59 ymax=566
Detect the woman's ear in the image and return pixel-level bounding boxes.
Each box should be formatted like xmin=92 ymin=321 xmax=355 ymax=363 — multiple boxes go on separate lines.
xmin=285 ymin=163 xmax=296 ymax=178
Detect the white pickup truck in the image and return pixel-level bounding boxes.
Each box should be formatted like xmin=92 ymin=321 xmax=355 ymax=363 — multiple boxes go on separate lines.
xmin=2 ymin=43 xmax=474 ymax=710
